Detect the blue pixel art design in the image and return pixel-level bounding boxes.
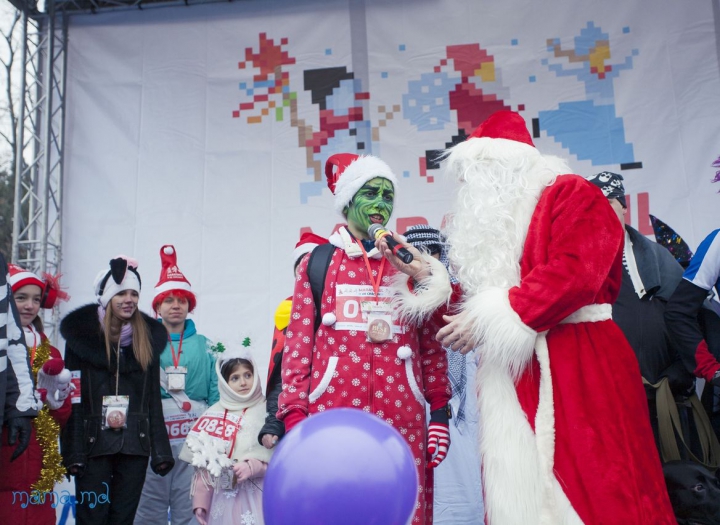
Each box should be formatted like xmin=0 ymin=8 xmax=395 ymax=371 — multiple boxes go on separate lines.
xmin=400 ymin=43 xmax=514 ymax=181
xmin=534 ymin=22 xmax=642 ymax=170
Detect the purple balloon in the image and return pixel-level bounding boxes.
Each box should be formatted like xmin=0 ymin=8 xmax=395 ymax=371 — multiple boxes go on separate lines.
xmin=263 ymin=409 xmax=418 ymax=525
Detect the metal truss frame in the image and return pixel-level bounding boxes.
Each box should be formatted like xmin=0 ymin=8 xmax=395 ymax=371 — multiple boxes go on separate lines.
xmin=10 ymin=0 xmax=68 ymax=339
xmin=5 ymin=0 xmax=229 ymax=341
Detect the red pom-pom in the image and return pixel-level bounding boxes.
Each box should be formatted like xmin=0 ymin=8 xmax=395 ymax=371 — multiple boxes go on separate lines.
xmin=182 ymin=401 xmax=192 ymax=412
xmin=41 ymin=272 xmax=70 ymax=308
xmin=42 ymin=358 xmax=64 ymax=376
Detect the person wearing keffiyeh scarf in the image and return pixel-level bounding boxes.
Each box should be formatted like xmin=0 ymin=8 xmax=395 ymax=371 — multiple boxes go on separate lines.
xmin=403 ymin=224 xmax=485 ymax=525
xmin=403 ymin=225 xmax=467 ymax=426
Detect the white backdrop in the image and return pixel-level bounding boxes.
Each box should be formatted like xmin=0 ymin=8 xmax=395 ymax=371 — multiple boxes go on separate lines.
xmin=52 ymin=1 xmax=720 ymax=523
xmin=60 ymin=0 xmax=720 ymax=374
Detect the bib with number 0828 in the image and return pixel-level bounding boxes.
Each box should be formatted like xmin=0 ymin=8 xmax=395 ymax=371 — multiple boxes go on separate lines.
xmin=189 ymin=411 xmax=241 ymax=454
xmin=334 ymin=284 xmax=404 ymax=336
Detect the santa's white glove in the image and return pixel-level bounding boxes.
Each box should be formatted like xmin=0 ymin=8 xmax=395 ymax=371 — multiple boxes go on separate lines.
xmin=37 ymin=359 xmax=75 ymax=410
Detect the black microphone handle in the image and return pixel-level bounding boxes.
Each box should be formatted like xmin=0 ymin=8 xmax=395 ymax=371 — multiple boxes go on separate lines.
xmin=386 ymin=236 xmax=414 ymax=264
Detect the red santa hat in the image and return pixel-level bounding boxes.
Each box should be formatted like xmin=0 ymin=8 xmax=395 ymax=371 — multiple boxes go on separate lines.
xmin=443 ymin=110 xmax=548 ymax=181
xmin=325 ymin=153 xmax=398 ymax=215
xmin=153 ymin=245 xmax=196 ymax=312
xmin=8 ymin=264 xmax=69 ymax=309
xmin=293 ymin=232 xmax=328 ymax=266
xmin=468 ymin=110 xmax=535 ymax=147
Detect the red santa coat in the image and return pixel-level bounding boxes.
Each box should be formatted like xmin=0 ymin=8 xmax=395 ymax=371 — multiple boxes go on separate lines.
xmin=461 ymin=175 xmax=674 ymax=524
xmin=278 ymin=227 xmax=451 ymax=524
xmin=0 ymin=339 xmax=72 ymax=525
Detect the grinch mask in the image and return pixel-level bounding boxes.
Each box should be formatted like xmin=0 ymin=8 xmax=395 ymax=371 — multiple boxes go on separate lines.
xmin=344 ymin=177 xmax=395 ymax=240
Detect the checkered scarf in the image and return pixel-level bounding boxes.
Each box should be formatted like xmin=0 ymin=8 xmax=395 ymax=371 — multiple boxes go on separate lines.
xmin=403 ymin=225 xmax=466 ymax=426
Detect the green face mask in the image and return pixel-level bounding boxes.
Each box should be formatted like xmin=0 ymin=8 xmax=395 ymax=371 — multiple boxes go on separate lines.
xmin=345 ymin=177 xmax=395 ymax=239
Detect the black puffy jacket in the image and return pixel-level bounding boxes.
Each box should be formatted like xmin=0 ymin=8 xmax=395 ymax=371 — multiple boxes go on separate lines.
xmin=60 ymin=304 xmax=174 ymax=475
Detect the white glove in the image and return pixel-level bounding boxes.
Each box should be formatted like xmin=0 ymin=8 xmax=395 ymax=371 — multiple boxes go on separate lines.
xmin=37 ymin=359 xmax=75 ymax=410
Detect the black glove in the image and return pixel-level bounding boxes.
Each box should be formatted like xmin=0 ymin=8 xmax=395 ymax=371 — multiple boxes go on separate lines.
xmin=7 ymin=416 xmax=33 ymax=461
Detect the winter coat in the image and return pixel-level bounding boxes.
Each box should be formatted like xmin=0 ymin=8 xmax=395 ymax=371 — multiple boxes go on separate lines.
xmin=612 ymin=225 xmax=692 ymax=396
xmin=60 ymin=304 xmax=174 ymax=474
xmin=158 ymin=319 xmax=218 ymax=405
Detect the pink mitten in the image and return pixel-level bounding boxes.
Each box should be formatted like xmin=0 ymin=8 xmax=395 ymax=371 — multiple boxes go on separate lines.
xmin=37 ymin=359 xmax=75 ymax=410
xmin=233 ymin=458 xmax=268 ymax=482
xmin=233 ymin=461 xmax=252 ymax=482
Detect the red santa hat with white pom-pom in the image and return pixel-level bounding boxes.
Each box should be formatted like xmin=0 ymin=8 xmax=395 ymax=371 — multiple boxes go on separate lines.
xmin=325 ymin=153 xmax=398 ymax=216
xmin=153 ymin=245 xmax=196 ymax=312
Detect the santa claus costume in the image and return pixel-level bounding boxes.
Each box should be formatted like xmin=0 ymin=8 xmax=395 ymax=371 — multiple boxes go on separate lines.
xmin=432 ymin=111 xmax=675 ymax=524
xmin=278 ymin=154 xmax=452 ymax=524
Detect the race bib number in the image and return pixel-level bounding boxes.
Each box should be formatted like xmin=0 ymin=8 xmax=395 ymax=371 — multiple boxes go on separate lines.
xmin=165 ymin=412 xmax=197 ymax=443
xmin=334 ymin=284 xmax=403 ymax=334
xmin=70 ymin=371 xmax=81 ymax=404
xmin=189 ymin=411 xmax=242 ymax=453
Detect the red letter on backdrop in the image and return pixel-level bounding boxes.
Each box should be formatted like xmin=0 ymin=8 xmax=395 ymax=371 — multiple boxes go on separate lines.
xmin=395 ymin=217 xmax=428 ymax=233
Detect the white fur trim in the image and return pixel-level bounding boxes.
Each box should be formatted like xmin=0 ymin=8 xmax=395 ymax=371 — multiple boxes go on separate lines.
xmin=330 ymin=227 xmax=379 ymax=259
xmin=309 ymin=356 xmax=338 ymax=403
xmin=560 ymin=303 xmax=611 ymax=324
xmin=462 ymin=288 xmax=537 ymax=380
xmin=154 ymin=279 xmax=193 ymax=296
xmin=293 ymin=242 xmax=319 ymax=264
xmin=535 ymin=332 xmax=558 ymax=523
xmin=553 ymin=480 xmax=584 ymax=524
xmin=477 ymin=361 xmax=544 ymax=523
xmin=444 ymin=137 xmax=540 ymax=178
xmin=333 ymin=155 xmax=398 ymax=215
xmin=404 ymin=358 xmax=425 ymax=405
xmin=477 ymin=359 xmax=585 ymax=525
xmin=391 ymin=255 xmax=452 ymax=325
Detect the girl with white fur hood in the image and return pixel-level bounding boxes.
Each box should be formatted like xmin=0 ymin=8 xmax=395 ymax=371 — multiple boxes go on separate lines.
xmin=184 ymin=342 xmax=272 ymax=525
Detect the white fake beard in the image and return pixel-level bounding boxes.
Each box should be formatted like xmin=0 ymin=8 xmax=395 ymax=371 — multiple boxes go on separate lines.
xmin=444 ymin=138 xmax=570 ymax=294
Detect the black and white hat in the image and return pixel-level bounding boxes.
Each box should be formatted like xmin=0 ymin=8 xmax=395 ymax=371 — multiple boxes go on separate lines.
xmin=586 ymin=171 xmax=626 ymax=208
xmin=94 ymin=256 xmax=141 ymax=307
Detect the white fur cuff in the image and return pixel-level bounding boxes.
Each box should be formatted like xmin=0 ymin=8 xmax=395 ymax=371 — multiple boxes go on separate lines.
xmin=462 ymin=288 xmax=537 ymax=379
xmin=391 ymin=255 xmax=452 ymax=325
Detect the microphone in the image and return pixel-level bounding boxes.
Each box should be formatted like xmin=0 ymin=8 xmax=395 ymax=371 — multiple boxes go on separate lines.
xmin=368 ymin=224 xmax=414 ymax=264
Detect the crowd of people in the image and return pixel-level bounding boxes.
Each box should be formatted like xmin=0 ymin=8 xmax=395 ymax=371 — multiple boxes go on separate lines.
xmin=0 ymin=109 xmax=718 ymax=524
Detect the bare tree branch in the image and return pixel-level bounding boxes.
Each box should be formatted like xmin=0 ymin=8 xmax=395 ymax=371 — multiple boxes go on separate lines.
xmin=1 ymin=8 xmax=22 ymax=173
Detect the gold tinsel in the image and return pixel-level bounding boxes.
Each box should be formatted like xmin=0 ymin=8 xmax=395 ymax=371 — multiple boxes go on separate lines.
xmin=29 ymin=338 xmax=66 ymax=493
